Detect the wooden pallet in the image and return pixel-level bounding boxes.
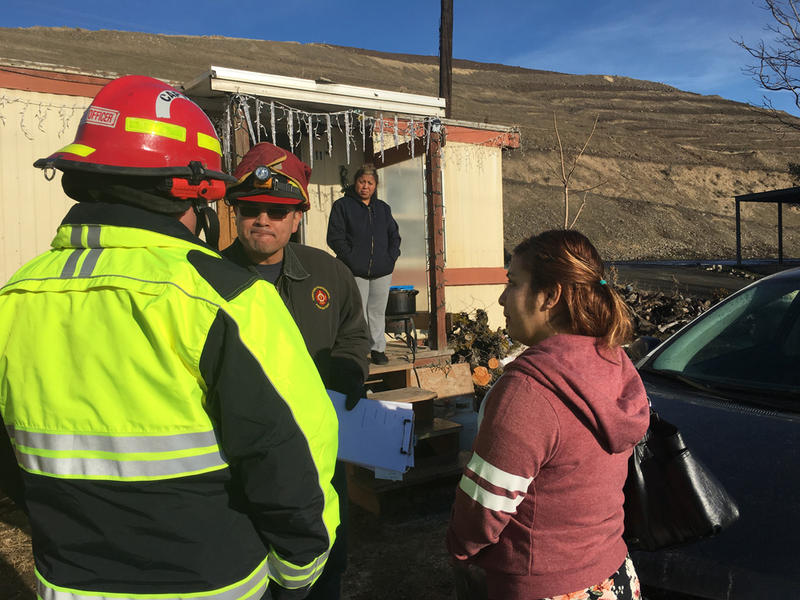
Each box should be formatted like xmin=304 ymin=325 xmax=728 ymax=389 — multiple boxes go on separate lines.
xmin=346 ymin=450 xmax=470 ymax=515
xmin=346 ymin=417 xmax=465 ymax=515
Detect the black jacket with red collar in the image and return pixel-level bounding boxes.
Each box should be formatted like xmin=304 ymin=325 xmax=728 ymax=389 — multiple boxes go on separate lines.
xmin=222 ymin=240 xmax=369 ymax=394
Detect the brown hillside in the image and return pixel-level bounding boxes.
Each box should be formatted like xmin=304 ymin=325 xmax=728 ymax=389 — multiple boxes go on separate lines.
xmin=3 ymin=26 xmax=800 ymax=260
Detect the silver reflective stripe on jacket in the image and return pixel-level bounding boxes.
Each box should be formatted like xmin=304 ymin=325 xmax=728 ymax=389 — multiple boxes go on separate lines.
xmin=36 ymin=557 xmax=270 ymax=600
xmin=61 ymin=225 xmax=104 ymax=278
xmin=268 ymin=548 xmax=329 ymax=589
xmin=8 ymin=426 xmax=227 ymax=480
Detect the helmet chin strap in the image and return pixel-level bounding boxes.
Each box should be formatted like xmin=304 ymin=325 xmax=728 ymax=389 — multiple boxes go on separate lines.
xmin=192 ymin=201 xmax=220 ymax=250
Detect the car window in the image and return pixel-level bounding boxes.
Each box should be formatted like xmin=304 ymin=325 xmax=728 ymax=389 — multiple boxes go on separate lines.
xmin=650 ymin=278 xmax=800 ymax=393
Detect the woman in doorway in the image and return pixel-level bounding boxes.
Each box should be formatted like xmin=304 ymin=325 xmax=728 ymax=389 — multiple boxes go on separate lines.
xmin=446 ymin=229 xmax=650 ymax=600
xmin=327 ymin=164 xmax=401 ymax=365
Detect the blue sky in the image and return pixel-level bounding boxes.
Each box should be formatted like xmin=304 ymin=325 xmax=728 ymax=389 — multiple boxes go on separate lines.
xmin=4 ymin=0 xmax=796 ymax=115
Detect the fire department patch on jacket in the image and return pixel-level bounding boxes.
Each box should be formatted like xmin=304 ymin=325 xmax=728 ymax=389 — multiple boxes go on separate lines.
xmin=312 ymin=286 xmax=330 ymax=310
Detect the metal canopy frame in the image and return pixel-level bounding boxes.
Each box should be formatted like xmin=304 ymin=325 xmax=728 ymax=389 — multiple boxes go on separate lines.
xmin=184 ymin=66 xmax=446 ymax=117
xmin=734 ymin=186 xmax=800 ymax=265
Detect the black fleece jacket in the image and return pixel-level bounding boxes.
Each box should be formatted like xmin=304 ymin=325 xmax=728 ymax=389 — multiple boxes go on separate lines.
xmin=326 ymin=189 xmax=401 ymax=279
xmin=222 ymin=239 xmax=369 ymax=394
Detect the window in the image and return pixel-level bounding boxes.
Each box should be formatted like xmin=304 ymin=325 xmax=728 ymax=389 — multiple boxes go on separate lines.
xmin=650 ymin=277 xmax=800 ymax=392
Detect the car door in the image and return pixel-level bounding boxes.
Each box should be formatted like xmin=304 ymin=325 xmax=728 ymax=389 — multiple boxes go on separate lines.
xmin=635 ymin=273 xmax=800 ymax=599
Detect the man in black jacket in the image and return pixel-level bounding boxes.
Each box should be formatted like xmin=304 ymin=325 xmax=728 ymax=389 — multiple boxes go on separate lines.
xmin=222 ymin=142 xmax=369 ymax=600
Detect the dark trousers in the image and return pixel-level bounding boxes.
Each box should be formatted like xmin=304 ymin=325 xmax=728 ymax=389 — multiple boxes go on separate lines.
xmin=304 ymin=568 xmax=343 ymax=600
xmin=305 ymin=460 xmax=348 ymax=600
xmin=452 ymin=563 xmax=488 ymax=600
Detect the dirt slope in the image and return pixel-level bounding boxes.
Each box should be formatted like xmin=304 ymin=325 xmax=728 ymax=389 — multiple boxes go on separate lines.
xmin=2 ymin=27 xmax=800 ymax=259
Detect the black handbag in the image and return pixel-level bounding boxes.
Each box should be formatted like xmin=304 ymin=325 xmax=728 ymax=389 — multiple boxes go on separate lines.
xmin=623 ymin=409 xmax=740 ymax=551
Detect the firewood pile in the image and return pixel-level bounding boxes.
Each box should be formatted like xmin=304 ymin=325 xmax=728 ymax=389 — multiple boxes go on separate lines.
xmin=448 ymin=281 xmax=733 ymax=401
xmin=448 ymin=310 xmax=509 ymax=373
xmin=617 ymin=283 xmax=729 ymax=340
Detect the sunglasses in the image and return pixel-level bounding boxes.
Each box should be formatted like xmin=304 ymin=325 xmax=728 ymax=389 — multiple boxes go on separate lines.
xmin=236 ymin=204 xmax=295 ymax=220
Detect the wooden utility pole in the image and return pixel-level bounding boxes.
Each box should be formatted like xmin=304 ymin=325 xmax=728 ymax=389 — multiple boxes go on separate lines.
xmin=439 ymin=0 xmax=453 ymax=117
xmin=426 ymin=0 xmax=451 ymax=350
xmin=426 ymin=121 xmax=447 ymax=350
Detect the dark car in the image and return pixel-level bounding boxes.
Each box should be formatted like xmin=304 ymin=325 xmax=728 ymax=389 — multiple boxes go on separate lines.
xmin=633 ymin=267 xmax=800 ymax=600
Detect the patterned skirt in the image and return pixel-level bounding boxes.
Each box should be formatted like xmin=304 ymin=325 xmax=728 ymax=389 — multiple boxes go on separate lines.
xmin=542 ymin=556 xmax=641 ymax=600
xmin=453 ymin=555 xmax=641 ymax=600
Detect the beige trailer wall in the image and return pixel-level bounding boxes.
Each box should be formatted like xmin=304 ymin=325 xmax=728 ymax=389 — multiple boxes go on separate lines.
xmin=442 ymin=141 xmax=506 ymax=329
xmin=0 ymin=89 xmax=91 ymax=284
xmin=301 ymin=140 xmax=349 ymax=253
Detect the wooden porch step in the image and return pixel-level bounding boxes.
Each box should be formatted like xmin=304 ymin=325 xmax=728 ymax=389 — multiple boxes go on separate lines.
xmin=415 ymin=418 xmax=463 ymax=467
xmin=368 ymin=387 xmax=437 ymax=403
xmin=346 ymin=450 xmax=471 ymax=515
xmin=366 ymin=340 xmax=454 ymax=376
xmin=415 ymin=417 xmax=463 ymax=441
xmin=367 ymin=387 xmax=437 ymax=424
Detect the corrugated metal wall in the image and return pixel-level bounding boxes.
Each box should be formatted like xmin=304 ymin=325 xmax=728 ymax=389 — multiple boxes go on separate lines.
xmin=0 ymin=89 xmax=90 ymax=284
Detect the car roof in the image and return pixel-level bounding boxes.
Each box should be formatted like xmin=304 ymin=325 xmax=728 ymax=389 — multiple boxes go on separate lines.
xmin=759 ymin=266 xmax=800 ymax=283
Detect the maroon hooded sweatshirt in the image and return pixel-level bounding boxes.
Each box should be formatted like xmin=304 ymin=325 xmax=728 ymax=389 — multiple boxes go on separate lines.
xmin=446 ymin=334 xmax=649 ymax=599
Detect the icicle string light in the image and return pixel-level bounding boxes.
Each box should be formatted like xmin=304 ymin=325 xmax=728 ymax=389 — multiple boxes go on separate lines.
xmin=19 ymin=105 xmax=31 ymax=140
xmin=288 ymin=109 xmax=295 ymax=154
xmin=57 ymin=107 xmax=71 ymax=137
xmin=270 ymin=101 xmax=277 ymax=146
xmin=410 ymin=118 xmax=415 ymax=159
xmin=379 ymin=112 xmax=385 ymax=163
xmin=307 ymin=114 xmax=314 ymax=168
xmin=224 ymin=101 xmax=232 ymax=171
xmin=360 ymin=113 xmax=366 ymax=152
xmin=233 ymin=95 xmax=256 ymax=146
xmin=426 ymin=118 xmax=433 ymax=154
xmin=255 ymin=98 xmax=261 ymax=144
xmin=344 ymin=111 xmax=351 ymax=164
xmin=0 ymin=95 xmax=89 ymax=141
xmin=326 ymin=114 xmax=332 ymax=156
xmin=217 ymin=94 xmax=515 ymax=171
xmin=35 ymin=105 xmax=47 ymax=134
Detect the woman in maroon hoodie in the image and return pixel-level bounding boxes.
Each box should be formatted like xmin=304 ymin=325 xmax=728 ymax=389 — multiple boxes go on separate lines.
xmin=447 ymin=230 xmax=650 ymax=600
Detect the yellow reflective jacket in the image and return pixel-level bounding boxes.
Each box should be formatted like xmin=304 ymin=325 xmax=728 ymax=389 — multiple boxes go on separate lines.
xmin=0 ymin=202 xmax=339 ymax=600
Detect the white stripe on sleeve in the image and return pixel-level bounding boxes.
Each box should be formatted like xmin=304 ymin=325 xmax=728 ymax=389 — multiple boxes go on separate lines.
xmin=467 ymin=452 xmax=533 ymax=493
xmin=458 ymin=474 xmax=526 ymax=513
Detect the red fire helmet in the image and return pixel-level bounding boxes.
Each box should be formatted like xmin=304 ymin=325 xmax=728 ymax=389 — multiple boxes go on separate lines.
xmin=34 ymin=75 xmax=234 ymax=185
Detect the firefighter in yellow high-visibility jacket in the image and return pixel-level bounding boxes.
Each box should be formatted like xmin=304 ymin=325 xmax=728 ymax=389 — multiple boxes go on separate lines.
xmin=0 ymin=75 xmax=339 ymax=600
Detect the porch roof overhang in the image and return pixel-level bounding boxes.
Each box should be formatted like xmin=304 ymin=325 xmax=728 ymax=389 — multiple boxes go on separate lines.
xmin=735 ymin=186 xmax=800 ymax=204
xmin=184 ymin=66 xmax=446 ymax=117
xmin=733 ymin=186 xmax=800 ymax=265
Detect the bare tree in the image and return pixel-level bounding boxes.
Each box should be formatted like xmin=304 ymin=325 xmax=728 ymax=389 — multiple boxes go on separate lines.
xmin=551 ymin=112 xmax=606 ymax=229
xmin=736 ymin=0 xmax=800 ymax=119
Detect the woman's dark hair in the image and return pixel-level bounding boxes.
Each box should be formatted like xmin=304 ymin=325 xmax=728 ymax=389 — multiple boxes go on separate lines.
xmin=353 ymin=163 xmax=379 ymax=186
xmin=513 ymin=229 xmax=632 ymax=347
